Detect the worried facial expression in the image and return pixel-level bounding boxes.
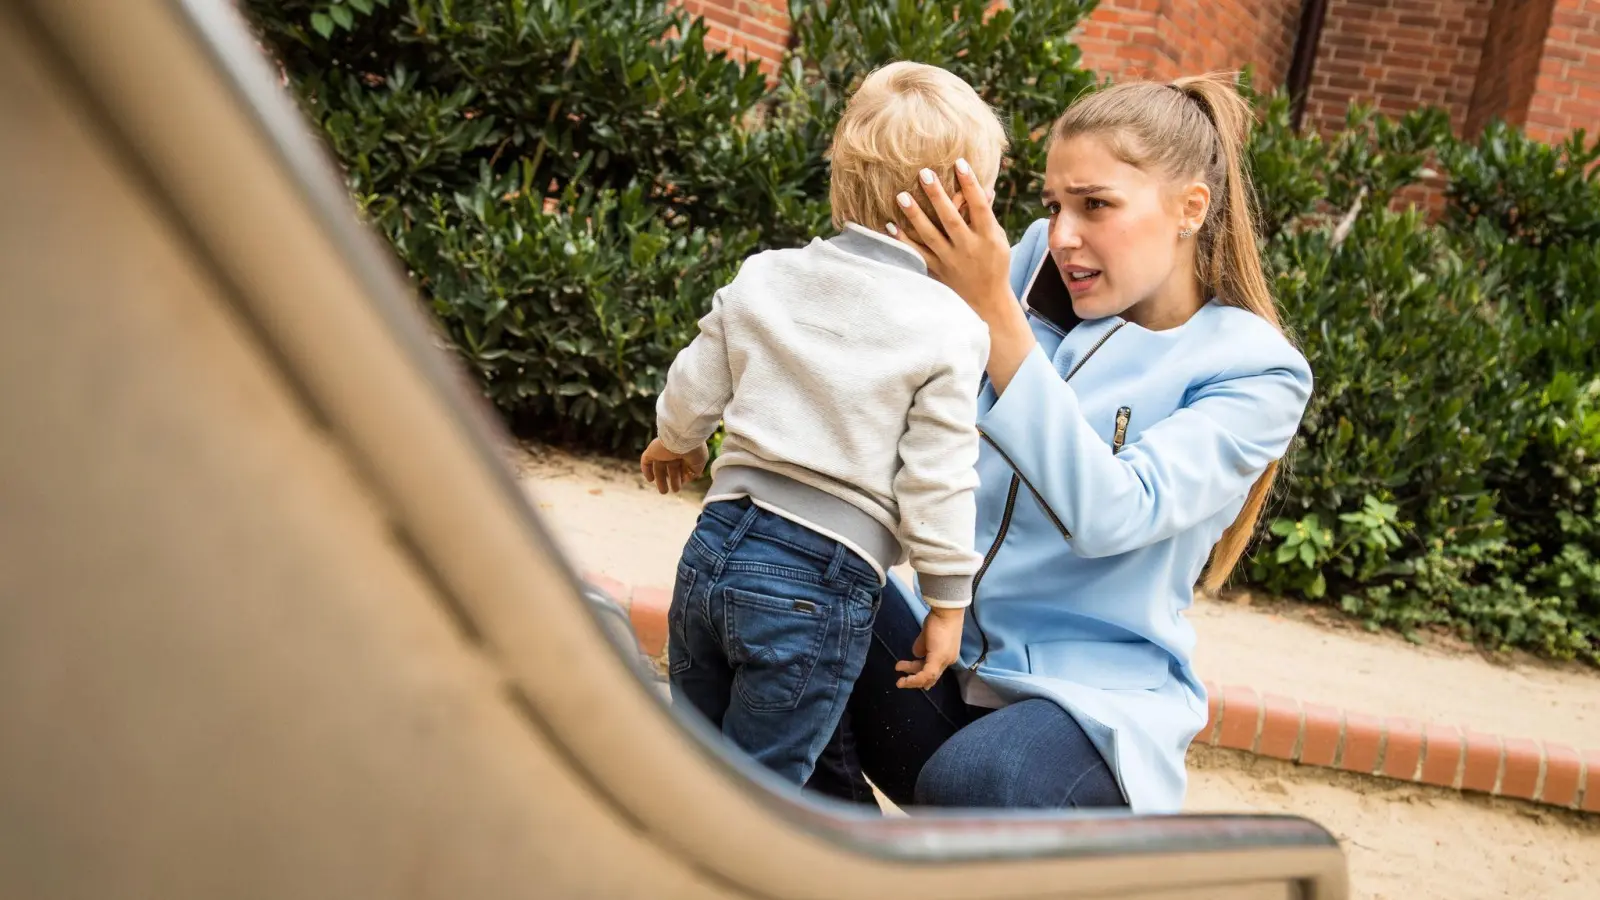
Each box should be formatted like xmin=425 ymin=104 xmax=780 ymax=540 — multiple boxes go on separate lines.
xmin=1040 ymin=135 xmax=1208 ymax=325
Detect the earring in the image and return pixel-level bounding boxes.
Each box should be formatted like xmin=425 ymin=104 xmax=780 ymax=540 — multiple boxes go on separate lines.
xmin=1179 ymin=228 xmax=1193 ymax=239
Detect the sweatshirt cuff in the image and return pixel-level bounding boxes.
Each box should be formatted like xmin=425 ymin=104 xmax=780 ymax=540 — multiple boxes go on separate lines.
xmin=919 ymin=573 xmax=973 ymax=609
xmin=655 ymin=419 xmax=705 ymax=456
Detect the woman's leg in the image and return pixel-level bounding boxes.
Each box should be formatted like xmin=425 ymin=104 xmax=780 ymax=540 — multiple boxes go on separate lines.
xmin=806 ymin=580 xmax=972 ymax=807
xmin=913 ymin=698 xmax=1127 ymax=810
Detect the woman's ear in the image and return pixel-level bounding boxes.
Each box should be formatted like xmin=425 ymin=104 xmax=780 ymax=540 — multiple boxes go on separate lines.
xmin=1180 ymin=180 xmax=1212 ymax=234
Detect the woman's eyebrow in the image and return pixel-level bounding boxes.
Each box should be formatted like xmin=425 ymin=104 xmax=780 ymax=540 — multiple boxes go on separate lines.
xmin=1041 ymin=184 xmax=1115 ymax=200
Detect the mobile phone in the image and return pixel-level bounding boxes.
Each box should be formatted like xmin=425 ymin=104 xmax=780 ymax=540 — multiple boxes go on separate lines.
xmin=1022 ymin=253 xmax=1083 ymax=335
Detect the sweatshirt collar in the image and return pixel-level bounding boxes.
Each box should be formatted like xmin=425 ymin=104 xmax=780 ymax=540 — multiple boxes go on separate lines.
xmin=828 ymin=222 xmax=928 ymax=276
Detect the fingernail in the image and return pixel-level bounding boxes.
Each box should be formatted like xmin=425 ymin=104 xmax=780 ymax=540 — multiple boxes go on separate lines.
xmin=897 ymin=191 xmax=913 ymax=208
xmin=885 ymin=222 xmax=898 ymax=236
xmin=920 ymin=168 xmax=935 ymax=184
xmin=956 ymin=158 xmax=971 ymax=175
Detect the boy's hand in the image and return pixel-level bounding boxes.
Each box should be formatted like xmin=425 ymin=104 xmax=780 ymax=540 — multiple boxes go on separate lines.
xmin=895 ymin=606 xmax=964 ymax=690
xmin=640 ymin=439 xmax=710 ymax=494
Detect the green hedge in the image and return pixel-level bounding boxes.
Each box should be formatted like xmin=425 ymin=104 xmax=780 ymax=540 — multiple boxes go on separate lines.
xmin=246 ymin=0 xmax=1600 ymax=664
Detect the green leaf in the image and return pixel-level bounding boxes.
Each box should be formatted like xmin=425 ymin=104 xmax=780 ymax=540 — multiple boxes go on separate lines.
xmin=349 ymin=0 xmax=375 ymax=13
xmin=330 ymin=5 xmax=355 ymax=30
xmin=1299 ymin=543 xmax=1316 ymax=569
xmin=1309 ymin=572 xmax=1327 ymax=599
xmin=310 ymin=11 xmax=334 ymax=38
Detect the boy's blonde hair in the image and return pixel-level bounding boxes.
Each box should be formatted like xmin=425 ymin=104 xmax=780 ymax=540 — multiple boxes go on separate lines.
xmin=828 ymin=62 xmax=1008 ymax=232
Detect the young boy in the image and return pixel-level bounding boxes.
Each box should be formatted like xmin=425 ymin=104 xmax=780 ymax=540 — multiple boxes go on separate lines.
xmin=639 ymin=62 xmax=1005 ymax=786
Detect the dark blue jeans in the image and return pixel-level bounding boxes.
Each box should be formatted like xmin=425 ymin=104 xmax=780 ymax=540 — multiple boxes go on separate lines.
xmin=805 ymin=581 xmax=1127 ymax=810
xmin=669 ymin=499 xmax=882 ymax=785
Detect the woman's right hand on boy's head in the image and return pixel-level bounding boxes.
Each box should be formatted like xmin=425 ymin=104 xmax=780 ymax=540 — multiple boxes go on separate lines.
xmin=889 ymin=160 xmax=1012 ymax=318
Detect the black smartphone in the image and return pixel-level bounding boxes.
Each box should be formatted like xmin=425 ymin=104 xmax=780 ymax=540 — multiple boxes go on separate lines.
xmin=1022 ymin=253 xmax=1083 ymax=335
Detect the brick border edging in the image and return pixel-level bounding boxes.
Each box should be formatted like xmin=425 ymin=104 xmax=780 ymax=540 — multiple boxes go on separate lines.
xmin=585 ymin=573 xmax=1600 ymax=814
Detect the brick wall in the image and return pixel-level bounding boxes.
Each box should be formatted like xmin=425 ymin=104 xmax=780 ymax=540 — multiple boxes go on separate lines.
xmin=1524 ymin=0 xmax=1600 ymax=144
xmin=1300 ymin=0 xmax=1492 ymax=136
xmin=678 ymin=0 xmax=789 ymax=72
xmin=672 ymin=0 xmax=1594 ymax=147
xmin=1466 ymin=0 xmax=1558 ymax=134
xmin=1073 ymin=0 xmax=1302 ymax=86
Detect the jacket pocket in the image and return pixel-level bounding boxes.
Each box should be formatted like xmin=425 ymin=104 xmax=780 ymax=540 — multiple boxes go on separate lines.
xmin=1025 ymin=639 xmax=1172 ymax=691
xmin=726 ymin=588 xmax=832 ymax=712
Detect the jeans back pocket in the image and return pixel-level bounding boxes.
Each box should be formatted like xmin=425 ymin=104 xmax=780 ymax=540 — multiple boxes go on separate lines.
xmin=667 ymin=562 xmax=698 ymax=676
xmin=725 ymin=588 xmax=832 ymax=712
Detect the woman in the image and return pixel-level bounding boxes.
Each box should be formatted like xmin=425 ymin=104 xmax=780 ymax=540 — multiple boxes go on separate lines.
xmin=806 ymin=74 xmax=1314 ymax=814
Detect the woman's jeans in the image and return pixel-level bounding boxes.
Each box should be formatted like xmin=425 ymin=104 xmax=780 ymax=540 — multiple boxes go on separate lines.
xmin=805 ymin=580 xmax=1128 ymax=810
xmin=669 ymin=499 xmax=882 ymax=786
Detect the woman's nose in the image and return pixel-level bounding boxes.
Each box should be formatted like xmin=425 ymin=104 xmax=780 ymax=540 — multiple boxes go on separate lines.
xmin=1048 ymin=215 xmax=1083 ymax=251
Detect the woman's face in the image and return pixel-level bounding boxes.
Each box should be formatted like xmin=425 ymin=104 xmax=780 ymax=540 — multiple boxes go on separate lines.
xmin=1040 ymin=135 xmax=1205 ymax=326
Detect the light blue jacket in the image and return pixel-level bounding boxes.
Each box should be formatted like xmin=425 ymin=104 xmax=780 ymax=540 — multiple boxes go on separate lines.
xmin=896 ymin=218 xmax=1314 ymax=813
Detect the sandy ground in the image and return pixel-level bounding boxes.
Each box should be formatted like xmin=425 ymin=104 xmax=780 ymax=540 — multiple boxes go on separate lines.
xmin=512 ymin=444 xmax=1600 ymax=899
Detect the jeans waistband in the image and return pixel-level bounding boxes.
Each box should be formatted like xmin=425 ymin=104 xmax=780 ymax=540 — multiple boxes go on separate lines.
xmin=705 ymin=466 xmax=897 ymax=581
xmin=699 ymin=497 xmax=884 ymax=586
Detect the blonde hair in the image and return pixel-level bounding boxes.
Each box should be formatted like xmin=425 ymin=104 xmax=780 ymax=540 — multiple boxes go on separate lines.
xmin=1053 ymin=73 xmax=1286 ymax=593
xmin=828 ymin=62 xmax=1008 ymax=232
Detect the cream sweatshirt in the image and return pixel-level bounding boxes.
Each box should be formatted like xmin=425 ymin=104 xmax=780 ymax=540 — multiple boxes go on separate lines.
xmin=654 ymin=224 xmax=988 ymax=608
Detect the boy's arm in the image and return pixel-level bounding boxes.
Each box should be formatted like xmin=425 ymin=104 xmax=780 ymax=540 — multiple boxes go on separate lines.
xmin=893 ymin=325 xmax=989 ymax=609
xmin=655 ymin=289 xmax=734 ymax=454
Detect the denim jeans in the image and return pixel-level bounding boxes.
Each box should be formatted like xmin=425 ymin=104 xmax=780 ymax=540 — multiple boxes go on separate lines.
xmin=669 ymin=499 xmax=882 ymax=785
xmin=805 ymin=579 xmax=1127 ymax=810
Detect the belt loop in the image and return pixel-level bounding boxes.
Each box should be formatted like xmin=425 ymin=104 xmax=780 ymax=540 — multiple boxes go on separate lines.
xmin=825 ymin=543 xmax=847 ymax=586
xmin=722 ymin=502 xmax=761 ymax=554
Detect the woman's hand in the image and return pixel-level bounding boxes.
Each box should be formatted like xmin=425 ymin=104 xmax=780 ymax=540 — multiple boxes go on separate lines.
xmin=890 ymin=160 xmax=1014 ymax=321
xmin=891 ymin=160 xmax=1039 ymax=394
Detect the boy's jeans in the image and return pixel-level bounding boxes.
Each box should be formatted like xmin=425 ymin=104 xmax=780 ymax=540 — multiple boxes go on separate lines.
xmin=669 ymin=499 xmax=882 ymax=785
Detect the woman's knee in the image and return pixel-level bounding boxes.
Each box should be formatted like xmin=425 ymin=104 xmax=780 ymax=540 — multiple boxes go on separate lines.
xmin=913 ymin=737 xmax=1025 ymax=808
xmin=912 ymin=699 xmax=1126 ymax=810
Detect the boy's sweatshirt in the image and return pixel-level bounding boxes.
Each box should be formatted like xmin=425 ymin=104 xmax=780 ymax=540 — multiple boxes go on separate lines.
xmin=655 ymin=223 xmax=988 ymax=608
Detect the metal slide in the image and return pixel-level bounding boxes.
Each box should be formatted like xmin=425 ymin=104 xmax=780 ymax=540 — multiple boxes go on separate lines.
xmin=0 ymin=1 xmax=1347 ymax=896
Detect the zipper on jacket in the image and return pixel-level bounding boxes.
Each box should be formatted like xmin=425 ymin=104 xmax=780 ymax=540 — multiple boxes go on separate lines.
xmin=1112 ymin=406 xmax=1132 ymax=454
xmin=969 ymin=322 xmax=1127 ymax=669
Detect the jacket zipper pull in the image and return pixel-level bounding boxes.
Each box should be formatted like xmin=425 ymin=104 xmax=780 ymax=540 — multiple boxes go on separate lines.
xmin=1113 ymin=406 xmax=1132 ymax=454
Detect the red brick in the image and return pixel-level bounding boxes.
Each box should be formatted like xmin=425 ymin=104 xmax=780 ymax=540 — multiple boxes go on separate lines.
xmin=1539 ymin=743 xmax=1582 ymax=808
xmin=695 ymin=3 xmax=740 ymax=28
xmin=737 ymin=19 xmax=787 ymax=46
xmin=1299 ymin=703 xmax=1343 ymax=767
xmin=629 ymin=585 xmax=672 ymax=658
xmin=1258 ymin=694 xmax=1302 ymax=760
xmin=1420 ymin=724 xmax=1462 ymax=788
xmin=1499 ymin=737 xmax=1543 ymax=800
xmin=1584 ymin=750 xmax=1600 ymax=814
xmin=1382 ymin=717 xmax=1424 ymax=780
xmin=1462 ymin=730 xmax=1504 ymax=794
xmin=1340 ymin=713 xmax=1383 ymax=775
xmin=1217 ymin=685 xmax=1262 ymax=751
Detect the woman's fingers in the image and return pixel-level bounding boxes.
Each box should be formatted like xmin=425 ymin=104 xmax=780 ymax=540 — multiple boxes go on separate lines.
xmin=895 ymin=189 xmax=951 ymax=260
xmin=952 ymin=158 xmax=1001 ymax=231
xmin=917 ymin=168 xmax=971 ymax=242
xmin=886 ymin=220 xmax=940 ymax=272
